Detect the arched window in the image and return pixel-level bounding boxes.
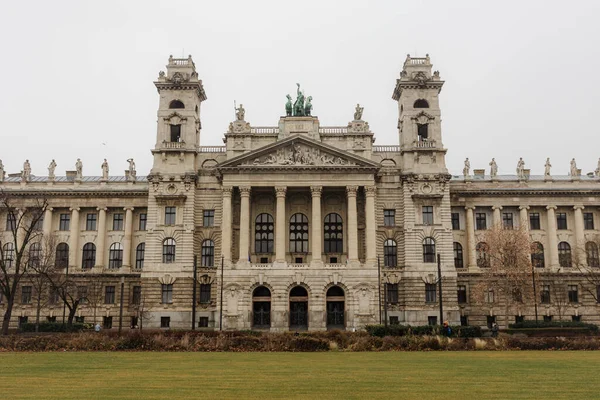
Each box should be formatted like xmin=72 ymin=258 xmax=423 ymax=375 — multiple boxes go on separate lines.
xmin=169 ymin=100 xmax=185 ymax=109
xmin=531 ymin=242 xmax=545 ymax=268
xmin=252 ymin=286 xmax=271 ymax=328
xmin=135 ymin=243 xmax=145 ymax=270
xmin=2 ymin=243 xmax=14 ymax=268
xmin=423 ymin=237 xmax=436 ymax=263
xmin=108 ymin=242 xmax=123 ymax=269
xmin=384 ymin=239 xmax=397 ymax=267
xmin=289 ymin=213 xmax=309 ymax=253
xmin=82 ymin=243 xmax=96 ymax=269
xmin=586 ymin=242 xmax=599 ymax=268
xmin=414 ymin=99 xmax=429 ymax=108
xmin=417 ymin=124 xmax=428 ymax=141
xmin=255 ymin=214 xmax=274 ymax=253
xmin=453 ymin=242 xmax=463 ymax=268
xmin=558 ymin=241 xmax=572 ymax=268
xmin=476 ymin=242 xmax=490 ymax=268
xmin=324 ymin=213 xmax=343 ymax=254
xmin=55 ymin=243 xmax=69 ymax=268
xmin=201 ymin=239 xmax=215 ymax=267
xmin=163 ymin=238 xmax=176 ymax=263
xmin=28 ymin=243 xmax=41 ymax=268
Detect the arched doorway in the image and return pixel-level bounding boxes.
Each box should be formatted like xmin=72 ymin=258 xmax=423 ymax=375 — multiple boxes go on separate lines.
xmin=326 ymin=286 xmax=345 ymax=330
xmin=252 ymin=286 xmax=271 ymax=329
xmin=289 ymin=286 xmax=308 ymax=330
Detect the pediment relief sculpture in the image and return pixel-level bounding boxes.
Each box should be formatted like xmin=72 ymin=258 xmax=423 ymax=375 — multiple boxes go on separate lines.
xmin=242 ymin=142 xmax=356 ymax=167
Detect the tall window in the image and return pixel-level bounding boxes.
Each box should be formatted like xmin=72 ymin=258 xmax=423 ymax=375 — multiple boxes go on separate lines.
xmin=422 ymin=237 xmax=436 ymax=263
xmin=2 ymin=243 xmax=14 ymax=268
xmin=203 ymin=210 xmax=215 ymax=227
xmin=425 ymin=284 xmax=437 ymax=303
xmin=568 ymin=285 xmax=578 ymax=303
xmin=502 ymin=213 xmax=513 ymax=229
xmin=200 ymin=283 xmax=211 ymax=304
xmin=540 ymin=284 xmax=550 ymax=304
xmin=201 ymin=240 xmax=215 ymax=267
xmin=556 ymin=213 xmax=567 ymax=230
xmin=289 ymin=213 xmax=309 ymax=253
xmin=476 ymin=242 xmax=490 ymax=268
xmin=105 ymin=286 xmax=115 ymax=304
xmin=78 ymin=286 xmax=88 ymax=304
xmin=417 ymin=124 xmax=428 ymax=141
xmin=161 ymin=284 xmax=173 ymax=304
xmin=558 ymin=242 xmax=572 ymax=268
xmin=28 ymin=243 xmax=41 ymax=268
xmin=485 ymin=289 xmax=495 ymax=303
xmin=586 ymin=242 xmax=599 ymax=268
xmin=386 ymin=283 xmax=398 ymax=304
xmin=475 ymin=213 xmax=487 ymax=230
xmin=108 ymin=243 xmax=123 ymax=269
xmin=132 ymin=286 xmax=141 ymax=305
xmin=164 ymin=207 xmax=176 ymax=226
xmin=21 ymin=286 xmax=32 ymax=304
xmin=414 ymin=99 xmax=429 ymax=108
xmin=529 ymin=212 xmax=541 ymax=230
xmin=584 ymin=213 xmax=595 ymax=230
xmin=255 ymin=213 xmax=274 ymax=253
xmin=383 ymin=239 xmax=397 ymax=267
xmin=55 ymin=243 xmax=69 ymax=268
xmin=138 ymin=213 xmax=147 ymax=231
xmin=5 ymin=212 xmax=16 ymax=231
xmin=453 ymin=242 xmax=464 ymax=268
xmin=170 ymin=124 xmax=181 ymax=142
xmin=163 ymin=238 xmax=176 ymax=263
xmin=82 ymin=243 xmax=96 ymax=269
xmin=59 ymin=213 xmax=70 ymax=231
xmin=135 ymin=243 xmax=145 ymax=269
xmin=422 ymin=206 xmax=433 ymax=225
xmin=324 ymin=213 xmax=343 ymax=254
xmin=531 ymin=242 xmax=545 ymax=268
xmin=457 ymin=285 xmax=467 ymax=304
xmin=113 ymin=213 xmax=124 ymax=231
xmin=451 ymin=213 xmax=460 ymax=230
xmin=86 ymin=213 xmax=97 ymax=231
xmin=32 ymin=212 xmax=44 ymax=231
xmin=384 ymin=209 xmax=395 ymax=226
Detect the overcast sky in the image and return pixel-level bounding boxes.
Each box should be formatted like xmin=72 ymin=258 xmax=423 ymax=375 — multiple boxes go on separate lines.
xmin=1 ymin=0 xmax=599 ymax=177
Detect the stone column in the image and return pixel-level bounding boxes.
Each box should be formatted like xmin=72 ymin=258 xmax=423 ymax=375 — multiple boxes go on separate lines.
xmin=519 ymin=206 xmax=529 ymax=233
xmin=238 ymin=187 xmax=251 ymax=263
xmin=546 ymin=206 xmax=559 ymax=268
xmin=95 ymin=207 xmax=107 ymax=268
xmin=275 ymin=187 xmax=287 ymax=263
xmin=122 ymin=207 xmax=134 ymax=268
xmin=492 ymin=206 xmax=502 ymax=228
xmin=347 ymin=186 xmax=358 ymax=262
xmin=574 ymin=205 xmax=585 ymax=264
xmin=365 ymin=186 xmax=377 ymax=262
xmin=69 ymin=207 xmax=80 ymax=268
xmin=311 ymin=186 xmax=322 ymax=264
xmin=42 ymin=208 xmax=53 ymax=238
xmin=221 ymin=187 xmax=233 ymax=262
xmin=465 ymin=206 xmax=477 ymax=268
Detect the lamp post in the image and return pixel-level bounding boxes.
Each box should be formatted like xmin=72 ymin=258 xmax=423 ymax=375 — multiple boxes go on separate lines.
xmin=437 ymin=254 xmax=443 ymax=325
xmin=192 ymin=255 xmax=197 ymax=330
xmin=118 ymin=276 xmax=124 ymax=334
xmin=531 ymin=262 xmax=539 ymax=324
xmin=219 ymin=255 xmax=224 ymax=331
xmin=377 ymin=256 xmax=382 ymax=324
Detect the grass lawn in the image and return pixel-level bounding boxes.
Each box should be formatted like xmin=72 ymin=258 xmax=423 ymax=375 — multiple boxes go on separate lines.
xmin=0 ymin=351 xmax=599 ymax=399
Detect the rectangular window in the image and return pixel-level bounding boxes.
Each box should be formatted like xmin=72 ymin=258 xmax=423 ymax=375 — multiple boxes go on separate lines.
xmin=203 ymin=210 xmax=215 ymax=227
xmin=130 ymin=316 xmax=139 ymax=328
xmin=161 ymin=316 xmax=170 ymax=328
xmin=515 ymin=315 xmax=524 ymax=324
xmin=103 ymin=316 xmax=113 ymax=329
xmin=132 ymin=286 xmax=141 ymax=306
xmin=383 ymin=209 xmax=395 ymax=226
xmin=451 ymin=213 xmax=460 ymax=230
xmin=78 ymin=286 xmax=88 ymax=304
xmin=138 ymin=213 xmax=147 ymax=231
xmin=199 ymin=317 xmax=209 ymax=328
xmin=475 ymin=213 xmax=487 ymax=230
xmin=104 ymin=286 xmax=115 ymax=304
xmin=529 ymin=213 xmax=541 ymax=230
xmin=541 ymin=285 xmax=550 ymax=304
xmin=427 ymin=316 xmax=437 ymax=326
xmin=502 ymin=212 xmax=513 ymax=229
xmin=584 ymin=213 xmax=595 ymax=230
xmin=18 ymin=316 xmax=28 ymax=328
xmin=417 ymin=123 xmax=428 ymax=141
xmin=572 ymin=315 xmax=581 ymax=322
xmin=543 ymin=315 xmax=553 ymax=322
xmin=485 ymin=289 xmax=495 ymax=303
xmin=48 ymin=288 xmax=59 ymax=305
xmin=6 ymin=212 xmax=16 ymax=231
xmin=486 ymin=316 xmax=496 ymax=329
xmin=112 ymin=213 xmax=124 ymax=231
xmin=460 ymin=315 xmax=468 ymax=326
xmin=557 ymin=213 xmax=567 ymax=230
xmin=21 ymin=286 xmax=32 ymax=304
xmin=386 ymin=283 xmax=398 ymax=304
xmin=33 ymin=213 xmax=44 ymax=231
xmin=597 ymin=286 xmax=600 ymax=303
xmin=162 ymin=284 xmax=173 ymax=304
xmin=170 ymin=125 xmax=181 ymax=142
xmin=199 ymin=284 xmax=211 ymax=304
xmin=75 ymin=316 xmax=85 ymax=324
xmin=86 ymin=213 xmax=97 ymax=231
xmin=457 ymin=285 xmax=467 ymax=304
xmin=59 ymin=213 xmax=70 ymax=231
xmin=46 ymin=316 xmax=57 ymax=323
xmin=389 ymin=316 xmax=399 ymax=325
xmin=165 ymin=207 xmax=176 ymax=226
xmin=425 ymin=283 xmax=437 ymax=303
xmin=568 ymin=285 xmax=578 ymax=303
xmin=422 ymin=206 xmax=434 ymax=225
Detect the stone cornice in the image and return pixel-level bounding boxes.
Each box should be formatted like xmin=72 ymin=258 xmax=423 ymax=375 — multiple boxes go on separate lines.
xmin=0 ymin=189 xmax=148 ymax=198
xmin=451 ymin=188 xmax=600 ymax=197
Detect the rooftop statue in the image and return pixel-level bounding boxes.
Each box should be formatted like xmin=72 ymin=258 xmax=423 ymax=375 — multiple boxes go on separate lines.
xmin=22 ymin=159 xmax=31 ymax=182
xmin=489 ymin=158 xmax=497 ymax=178
xmin=463 ymin=158 xmax=470 ymax=178
xmin=596 ymin=158 xmax=600 ymax=177
xmin=544 ymin=158 xmax=552 ymax=177
xmin=48 ymin=159 xmax=57 ymax=180
xmin=101 ymin=159 xmax=109 ymax=180
xmin=570 ymin=158 xmax=579 ymax=177
xmin=516 ymin=157 xmax=525 ymax=179
xmin=293 ymin=83 xmax=305 ymax=116
xmin=354 ymin=104 xmax=364 ymax=121
xmin=127 ymin=158 xmax=136 ymax=181
xmin=235 ymin=104 xmax=245 ymax=121
xmin=75 ymin=158 xmax=83 ymax=179
xmin=304 ymin=96 xmax=313 ymax=116
xmin=285 ymin=94 xmax=293 ymax=116
xmin=0 ymin=159 xmax=4 ymax=182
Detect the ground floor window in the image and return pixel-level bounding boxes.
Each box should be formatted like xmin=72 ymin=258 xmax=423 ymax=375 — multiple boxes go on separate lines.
xmin=161 ymin=316 xmax=170 ymax=328
xmin=427 ymin=316 xmax=437 ymax=326
xmin=103 ymin=316 xmax=113 ymax=329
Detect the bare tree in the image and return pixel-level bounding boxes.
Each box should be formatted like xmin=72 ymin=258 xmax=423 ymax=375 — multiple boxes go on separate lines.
xmin=40 ymin=271 xmax=86 ymax=327
xmin=0 ymin=192 xmax=48 ymax=335
xmin=472 ymin=224 xmax=539 ymax=329
xmin=573 ymin=234 xmax=600 ymax=303
xmin=85 ymin=278 xmax=105 ymax=326
xmin=25 ymin=237 xmax=57 ymax=332
xmin=135 ymin=292 xmax=153 ymax=332
xmin=547 ymin=277 xmax=569 ymax=323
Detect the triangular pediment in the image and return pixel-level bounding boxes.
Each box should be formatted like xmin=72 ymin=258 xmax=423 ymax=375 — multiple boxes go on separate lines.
xmin=217 ymin=135 xmax=380 ymax=170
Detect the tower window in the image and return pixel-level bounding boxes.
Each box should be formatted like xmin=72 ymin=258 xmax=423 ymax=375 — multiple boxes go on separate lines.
xmin=170 ymin=125 xmax=181 ymax=142
xmin=413 ymin=99 xmax=429 ymax=108
xmin=169 ymin=100 xmax=185 ymax=109
xmin=417 ymin=124 xmax=428 ymax=141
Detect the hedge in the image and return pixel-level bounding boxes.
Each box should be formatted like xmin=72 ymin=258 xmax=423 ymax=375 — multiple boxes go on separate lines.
xmin=509 ymin=320 xmax=599 ymax=332
xmin=20 ymin=322 xmax=93 ymax=333
xmin=364 ymin=324 xmax=482 ymax=338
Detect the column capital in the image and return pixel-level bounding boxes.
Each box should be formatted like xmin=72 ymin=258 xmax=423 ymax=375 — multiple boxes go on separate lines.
xmin=275 ymin=186 xmax=287 ymax=197
xmin=464 ymin=206 xmax=476 ymax=211
xmin=123 ymin=207 xmax=135 ymax=211
xmin=239 ymin=186 xmax=251 ymax=197
xmin=96 ymin=207 xmax=108 ymax=212
xmin=573 ymin=205 xmax=585 ymax=211
xmin=518 ymin=205 xmax=530 ymax=211
xmin=69 ymin=207 xmax=80 ymax=212
xmin=492 ymin=205 xmax=503 ymax=211
xmin=346 ymin=186 xmax=358 ymax=196
xmin=46 ymin=207 xmax=54 ymax=212
xmin=222 ymin=186 xmax=233 ymax=196
xmin=546 ymin=205 xmax=557 ymax=211
xmin=365 ymin=186 xmax=377 ymax=196
xmin=310 ymin=186 xmax=322 ymax=197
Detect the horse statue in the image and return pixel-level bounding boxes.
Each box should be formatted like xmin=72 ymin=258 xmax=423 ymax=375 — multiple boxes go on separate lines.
xmin=285 ymin=94 xmax=293 ymax=116
xmin=304 ymin=96 xmax=313 ymax=116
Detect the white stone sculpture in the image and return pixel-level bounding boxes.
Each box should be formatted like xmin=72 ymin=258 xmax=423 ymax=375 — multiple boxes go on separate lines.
xmin=75 ymin=158 xmax=83 ymax=179
xmin=595 ymin=158 xmax=600 ymax=177
xmin=48 ymin=159 xmax=57 ymax=180
xmin=354 ymin=104 xmax=364 ymax=121
xmin=463 ymin=158 xmax=470 ymax=177
xmin=358 ymin=288 xmax=370 ymax=314
xmin=101 ymin=159 xmax=109 ymax=180
xmin=489 ymin=158 xmax=498 ymax=178
xmin=22 ymin=159 xmax=31 ymax=182
xmin=516 ymin=157 xmax=525 ymax=179
xmin=127 ymin=158 xmax=136 ymax=181
xmin=244 ymin=143 xmax=354 ymax=167
xmin=235 ymin=104 xmax=245 ymax=121
xmin=570 ymin=158 xmax=578 ymax=176
xmin=544 ymin=158 xmax=552 ymax=177
xmin=0 ymin=159 xmax=4 ymax=182
xmin=226 ymin=287 xmax=239 ymax=316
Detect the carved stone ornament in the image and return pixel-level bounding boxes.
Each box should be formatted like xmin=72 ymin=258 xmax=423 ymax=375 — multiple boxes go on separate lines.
xmin=242 ymin=142 xmax=356 ymax=167
xmin=232 ymin=120 xmax=251 ymax=134
xmin=413 ymin=71 xmax=429 ymax=86
xmin=169 ymin=72 xmax=188 ymax=85
xmin=165 ymin=184 xmax=177 ymax=195
xmin=348 ymin=120 xmax=370 ymax=133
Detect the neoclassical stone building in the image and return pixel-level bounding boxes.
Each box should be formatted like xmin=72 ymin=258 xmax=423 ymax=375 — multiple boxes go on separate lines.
xmin=1 ymin=54 xmax=599 ymax=330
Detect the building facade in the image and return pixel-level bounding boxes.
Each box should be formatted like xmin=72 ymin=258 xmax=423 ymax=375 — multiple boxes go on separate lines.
xmin=1 ymin=54 xmax=599 ymax=330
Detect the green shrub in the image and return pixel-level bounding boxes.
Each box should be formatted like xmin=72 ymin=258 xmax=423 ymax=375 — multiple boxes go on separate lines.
xmin=20 ymin=322 xmax=90 ymax=333
xmin=509 ymin=320 xmax=598 ymax=332
xmin=365 ymin=324 xmax=481 ymax=338
xmin=290 ymin=337 xmax=329 ymax=351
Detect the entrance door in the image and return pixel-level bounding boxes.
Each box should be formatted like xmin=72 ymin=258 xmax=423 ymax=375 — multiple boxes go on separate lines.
xmin=253 ymin=302 xmax=271 ymax=328
xmin=290 ymin=302 xmax=308 ymax=329
xmin=326 ymin=285 xmax=345 ymax=330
